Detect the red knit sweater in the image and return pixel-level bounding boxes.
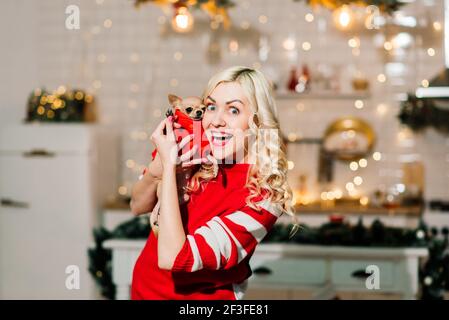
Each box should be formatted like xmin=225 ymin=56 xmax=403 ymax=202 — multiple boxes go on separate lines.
xmin=131 ymin=163 xmax=283 ymax=300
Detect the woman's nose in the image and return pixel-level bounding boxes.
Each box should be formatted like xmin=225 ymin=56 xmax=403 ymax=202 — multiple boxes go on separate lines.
xmin=210 ymin=110 xmax=226 ymax=127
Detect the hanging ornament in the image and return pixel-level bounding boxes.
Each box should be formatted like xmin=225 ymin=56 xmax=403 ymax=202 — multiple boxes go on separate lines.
xmin=333 ymin=5 xmax=354 ymax=30
xmin=171 ymin=3 xmax=194 ymax=33
xmin=132 ymin=0 xmax=234 ymax=30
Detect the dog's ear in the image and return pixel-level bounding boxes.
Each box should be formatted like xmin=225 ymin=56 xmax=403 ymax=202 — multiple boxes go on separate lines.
xmin=168 ymin=94 xmax=182 ymax=106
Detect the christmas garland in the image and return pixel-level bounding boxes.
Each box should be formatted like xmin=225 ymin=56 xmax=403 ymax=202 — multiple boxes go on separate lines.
xmin=293 ymin=0 xmax=405 ymax=14
xmin=398 ymin=94 xmax=449 ymax=134
xmin=132 ymin=0 xmax=403 ymax=18
xmin=89 ymin=215 xmax=448 ymax=299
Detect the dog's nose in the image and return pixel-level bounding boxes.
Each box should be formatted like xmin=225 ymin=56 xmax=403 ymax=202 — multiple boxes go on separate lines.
xmin=196 ymin=110 xmax=202 ymax=116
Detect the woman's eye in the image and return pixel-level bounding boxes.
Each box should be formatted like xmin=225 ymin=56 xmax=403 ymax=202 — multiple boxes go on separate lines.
xmin=206 ymin=104 xmax=216 ymax=111
xmin=230 ymin=107 xmax=239 ymax=115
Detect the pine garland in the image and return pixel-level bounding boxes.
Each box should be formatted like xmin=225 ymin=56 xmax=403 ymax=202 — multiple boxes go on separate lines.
xmin=398 ymin=94 xmax=449 ymax=134
xmin=293 ymin=0 xmax=405 ymax=14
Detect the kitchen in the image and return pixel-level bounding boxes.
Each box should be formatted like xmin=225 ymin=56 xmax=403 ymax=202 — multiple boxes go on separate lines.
xmin=0 ymin=0 xmax=448 ymax=300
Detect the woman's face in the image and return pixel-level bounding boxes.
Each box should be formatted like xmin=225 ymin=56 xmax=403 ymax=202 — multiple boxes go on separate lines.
xmin=202 ymin=81 xmax=252 ymax=163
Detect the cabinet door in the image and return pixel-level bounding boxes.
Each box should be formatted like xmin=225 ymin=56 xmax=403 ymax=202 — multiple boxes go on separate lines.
xmin=0 ymin=153 xmax=97 ymax=299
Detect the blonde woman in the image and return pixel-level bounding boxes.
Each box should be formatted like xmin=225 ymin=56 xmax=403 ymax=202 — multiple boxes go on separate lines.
xmin=130 ymin=66 xmax=298 ymax=300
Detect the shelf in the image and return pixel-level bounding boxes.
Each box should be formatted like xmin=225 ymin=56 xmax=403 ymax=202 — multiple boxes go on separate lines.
xmin=294 ymin=204 xmax=423 ymax=216
xmin=275 ymin=91 xmax=371 ymax=101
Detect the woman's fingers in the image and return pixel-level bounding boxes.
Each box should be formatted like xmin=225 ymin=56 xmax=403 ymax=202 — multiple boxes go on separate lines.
xmin=179 ymin=144 xmax=198 ymax=162
xmin=178 ymin=134 xmax=194 ymax=150
xmin=165 ymin=117 xmax=175 ymax=142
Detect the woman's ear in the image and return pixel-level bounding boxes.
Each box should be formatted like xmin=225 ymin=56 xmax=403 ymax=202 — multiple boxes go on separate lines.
xmin=168 ymin=94 xmax=182 ymax=106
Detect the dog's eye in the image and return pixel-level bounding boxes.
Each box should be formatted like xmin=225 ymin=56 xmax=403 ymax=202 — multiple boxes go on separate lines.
xmin=185 ymin=107 xmax=193 ymax=113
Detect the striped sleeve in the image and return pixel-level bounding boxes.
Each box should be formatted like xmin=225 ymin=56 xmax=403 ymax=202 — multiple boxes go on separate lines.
xmin=171 ymin=199 xmax=283 ymax=272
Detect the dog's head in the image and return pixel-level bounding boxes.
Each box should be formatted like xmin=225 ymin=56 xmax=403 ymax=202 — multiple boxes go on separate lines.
xmin=168 ymin=94 xmax=206 ymax=121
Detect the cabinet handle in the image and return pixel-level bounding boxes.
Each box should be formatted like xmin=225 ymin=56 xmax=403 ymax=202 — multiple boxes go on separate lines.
xmin=253 ymin=266 xmax=272 ymax=276
xmin=1 ymin=198 xmax=29 ymax=209
xmin=23 ymin=149 xmax=55 ymax=158
xmin=351 ymin=269 xmax=370 ymax=279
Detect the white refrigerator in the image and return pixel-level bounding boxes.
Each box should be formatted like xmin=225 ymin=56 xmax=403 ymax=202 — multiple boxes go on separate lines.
xmin=0 ymin=123 xmax=119 ymax=299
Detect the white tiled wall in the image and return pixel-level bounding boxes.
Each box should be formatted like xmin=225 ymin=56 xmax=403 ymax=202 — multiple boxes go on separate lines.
xmin=0 ymin=0 xmax=447 ymax=208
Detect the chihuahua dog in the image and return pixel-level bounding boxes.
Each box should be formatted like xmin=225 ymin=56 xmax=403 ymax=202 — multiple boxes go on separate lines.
xmin=149 ymin=94 xmax=210 ymax=237
xmin=167 ymin=94 xmax=206 ymax=121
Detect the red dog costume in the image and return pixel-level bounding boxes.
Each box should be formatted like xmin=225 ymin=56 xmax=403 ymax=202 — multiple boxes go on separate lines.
xmin=150 ymin=109 xmax=211 ymax=161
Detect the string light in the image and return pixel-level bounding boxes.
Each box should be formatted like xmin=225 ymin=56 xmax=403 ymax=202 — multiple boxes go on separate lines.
xmin=305 ymin=13 xmax=314 ymax=22
xmin=93 ymin=80 xmax=102 ymax=89
xmin=172 ymin=5 xmax=194 ymax=33
xmin=240 ymin=21 xmax=250 ymax=30
xmin=334 ymin=189 xmax=343 ymax=199
xmin=302 ymin=42 xmax=311 ymax=51
xmin=353 ymin=176 xmax=363 ymax=185
xmin=287 ymin=161 xmax=295 ymax=170
xmin=427 ymin=48 xmax=435 ymax=56
xmin=377 ymin=103 xmax=388 ymax=116
xmin=346 ymin=182 xmax=355 ymax=191
xmin=373 ymin=152 xmax=382 ymax=161
xmin=174 ymin=51 xmax=183 ymax=61
xmin=118 ymin=186 xmax=128 ymax=196
xmin=359 ymin=158 xmax=367 ymax=168
xmin=421 ymin=79 xmax=429 ymax=88
xmin=360 ymin=196 xmax=369 ymax=206
xmin=433 ymin=21 xmax=442 ymax=31
xmin=333 ymin=5 xmax=353 ymax=30
xmin=103 ymin=19 xmax=112 ymax=29
xmin=350 ymin=161 xmax=358 ymax=171
xmin=126 ymin=159 xmax=136 ymax=169
xmin=229 ymin=40 xmax=239 ymax=53
xmin=348 ymin=37 xmax=360 ymax=48
xmin=56 ymin=85 xmax=66 ymax=95
xmin=377 ymin=73 xmax=386 ymax=83
xmin=384 ymin=41 xmax=393 ymax=51
xmin=283 ymin=37 xmax=296 ymax=51
xmin=354 ymin=100 xmax=364 ymax=109
xmin=258 ymin=15 xmax=268 ymax=24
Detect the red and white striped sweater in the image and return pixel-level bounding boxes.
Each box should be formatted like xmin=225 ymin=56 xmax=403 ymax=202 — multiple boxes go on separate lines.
xmin=131 ymin=163 xmax=283 ymax=300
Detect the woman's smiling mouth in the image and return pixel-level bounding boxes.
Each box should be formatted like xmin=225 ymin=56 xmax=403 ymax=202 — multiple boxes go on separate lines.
xmin=210 ymin=131 xmax=233 ymax=147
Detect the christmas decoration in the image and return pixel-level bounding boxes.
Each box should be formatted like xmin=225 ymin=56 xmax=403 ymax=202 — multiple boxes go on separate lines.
xmin=88 ymin=215 xmax=150 ymax=299
xmin=419 ymin=227 xmax=449 ymax=299
xmin=293 ymin=0 xmax=405 ymax=14
xmin=132 ymin=0 xmax=234 ymax=30
xmin=89 ymin=213 xmax=447 ymax=299
xmin=25 ymin=87 xmax=96 ymax=123
xmin=398 ymin=94 xmax=449 ymax=134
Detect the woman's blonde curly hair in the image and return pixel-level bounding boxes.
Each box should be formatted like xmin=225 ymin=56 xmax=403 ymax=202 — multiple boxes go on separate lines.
xmin=186 ymin=66 xmax=299 ymax=237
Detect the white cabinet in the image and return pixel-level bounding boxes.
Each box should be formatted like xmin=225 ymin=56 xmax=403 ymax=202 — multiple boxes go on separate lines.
xmin=247 ymin=244 xmax=428 ymax=299
xmin=0 ymin=124 xmax=119 ymax=299
xmin=102 ymin=240 xmax=428 ymax=300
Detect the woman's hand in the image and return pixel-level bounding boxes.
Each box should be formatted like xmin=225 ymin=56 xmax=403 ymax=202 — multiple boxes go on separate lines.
xmin=150 ymin=116 xmax=198 ymax=170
